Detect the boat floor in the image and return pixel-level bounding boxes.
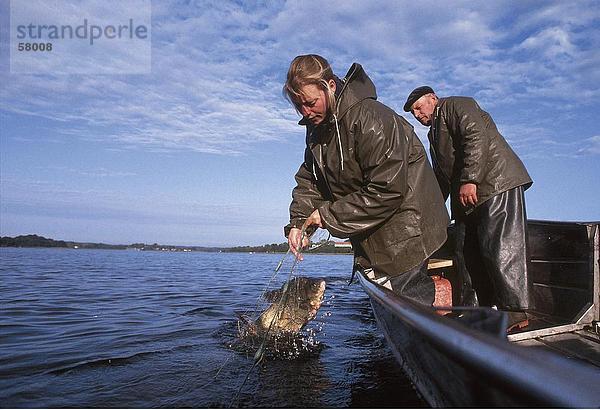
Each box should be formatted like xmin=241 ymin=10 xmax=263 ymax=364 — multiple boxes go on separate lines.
xmin=426 ymin=258 xmax=600 ymax=369
xmin=510 ymin=311 xmax=600 ymax=368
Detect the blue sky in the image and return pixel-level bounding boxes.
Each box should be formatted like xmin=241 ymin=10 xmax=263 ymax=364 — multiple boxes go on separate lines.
xmin=1 ymin=0 xmax=599 ymax=246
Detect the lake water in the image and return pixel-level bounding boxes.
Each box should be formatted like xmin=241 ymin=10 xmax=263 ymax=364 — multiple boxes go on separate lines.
xmin=0 ymin=247 xmax=425 ymax=408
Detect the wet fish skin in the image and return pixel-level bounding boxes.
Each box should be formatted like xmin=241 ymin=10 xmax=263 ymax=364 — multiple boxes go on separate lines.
xmin=242 ymin=277 xmax=326 ymax=336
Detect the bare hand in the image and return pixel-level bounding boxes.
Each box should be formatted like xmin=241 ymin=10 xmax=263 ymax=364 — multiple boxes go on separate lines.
xmin=288 ymin=227 xmax=310 ymax=261
xmin=304 ymin=209 xmax=323 ymax=229
xmin=459 ymin=183 xmax=478 ymax=207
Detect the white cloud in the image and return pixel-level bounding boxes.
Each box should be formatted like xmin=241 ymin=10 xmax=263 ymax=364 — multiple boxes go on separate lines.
xmin=578 ymin=135 xmax=600 ymax=156
xmin=519 ymin=27 xmax=575 ymax=57
xmin=1 ymin=0 xmax=598 ymax=158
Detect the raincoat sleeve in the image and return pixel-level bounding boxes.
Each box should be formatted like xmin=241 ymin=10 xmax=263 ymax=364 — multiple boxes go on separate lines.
xmin=450 ymin=98 xmax=490 ymax=185
xmin=318 ymin=105 xmax=409 ymax=238
xmin=284 ymin=150 xmax=328 ymax=238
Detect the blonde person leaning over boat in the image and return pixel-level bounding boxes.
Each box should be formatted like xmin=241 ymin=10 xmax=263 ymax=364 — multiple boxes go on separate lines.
xmin=282 ymin=54 xmax=449 ymax=307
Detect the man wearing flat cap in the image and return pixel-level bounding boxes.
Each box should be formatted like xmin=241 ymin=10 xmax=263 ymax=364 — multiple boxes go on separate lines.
xmin=404 ymin=87 xmax=533 ymax=331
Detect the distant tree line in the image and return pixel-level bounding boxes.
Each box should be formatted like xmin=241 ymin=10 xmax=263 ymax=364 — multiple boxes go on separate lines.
xmin=223 ymin=242 xmax=290 ymax=253
xmin=223 ymin=241 xmax=352 ymax=254
xmin=1 ymin=234 xmax=69 ymax=248
xmin=0 ymin=234 xmax=353 ymax=254
xmin=0 ymin=235 xmax=127 ymax=249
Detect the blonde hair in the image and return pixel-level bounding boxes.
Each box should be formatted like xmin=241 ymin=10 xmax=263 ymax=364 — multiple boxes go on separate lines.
xmin=283 ymin=54 xmax=337 ymax=115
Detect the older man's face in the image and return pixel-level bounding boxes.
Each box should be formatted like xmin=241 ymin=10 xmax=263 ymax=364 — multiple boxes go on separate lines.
xmin=411 ymin=94 xmax=437 ymax=126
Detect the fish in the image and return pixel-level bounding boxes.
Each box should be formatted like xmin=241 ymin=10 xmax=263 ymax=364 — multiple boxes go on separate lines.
xmin=238 ymin=276 xmax=326 ymax=337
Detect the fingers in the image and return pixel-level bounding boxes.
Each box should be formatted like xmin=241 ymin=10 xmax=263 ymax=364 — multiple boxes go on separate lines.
xmin=459 ymin=193 xmax=477 ymax=207
xmin=288 ymin=236 xmax=297 ymax=255
xmin=459 ymin=196 xmax=475 ymax=206
xmin=288 ymin=228 xmax=305 ymax=261
xmin=288 ymin=226 xmax=316 ymax=261
xmin=288 ymin=239 xmax=303 ymax=261
xmin=459 ymin=184 xmax=478 ymax=207
xmin=291 ymin=246 xmax=303 ymax=261
xmin=304 ymin=209 xmax=322 ymax=229
xmin=302 ymin=236 xmax=310 ymax=248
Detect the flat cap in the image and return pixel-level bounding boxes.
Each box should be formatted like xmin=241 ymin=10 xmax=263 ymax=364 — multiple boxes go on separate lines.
xmin=403 ymin=86 xmax=435 ymax=112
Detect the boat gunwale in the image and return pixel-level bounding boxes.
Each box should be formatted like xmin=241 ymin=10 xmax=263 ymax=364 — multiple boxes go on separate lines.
xmin=358 ymin=271 xmax=600 ymax=408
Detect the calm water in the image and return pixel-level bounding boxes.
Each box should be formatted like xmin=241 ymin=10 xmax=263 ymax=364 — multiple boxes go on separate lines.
xmin=0 ymin=247 xmax=425 ymax=408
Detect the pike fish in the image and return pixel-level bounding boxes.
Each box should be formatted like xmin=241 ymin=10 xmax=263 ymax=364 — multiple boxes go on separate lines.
xmin=239 ymin=276 xmax=326 ymax=337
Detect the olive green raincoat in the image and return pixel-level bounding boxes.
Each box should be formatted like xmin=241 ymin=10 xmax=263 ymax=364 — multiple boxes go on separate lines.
xmin=285 ymin=63 xmax=449 ymax=278
xmin=428 ymin=97 xmax=532 ymax=219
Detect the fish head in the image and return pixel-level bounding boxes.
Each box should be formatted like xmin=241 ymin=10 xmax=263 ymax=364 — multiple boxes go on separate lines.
xmin=287 ymin=277 xmax=326 ymax=319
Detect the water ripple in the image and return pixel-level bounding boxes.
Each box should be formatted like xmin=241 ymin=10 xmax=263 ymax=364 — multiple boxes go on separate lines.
xmin=0 ymin=248 xmax=424 ymax=408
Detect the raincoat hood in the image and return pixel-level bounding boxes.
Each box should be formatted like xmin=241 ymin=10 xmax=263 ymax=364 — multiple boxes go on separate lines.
xmin=335 ymin=63 xmax=377 ymax=120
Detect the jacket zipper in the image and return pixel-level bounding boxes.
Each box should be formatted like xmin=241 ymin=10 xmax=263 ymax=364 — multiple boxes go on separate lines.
xmin=431 ymin=105 xmax=451 ymax=184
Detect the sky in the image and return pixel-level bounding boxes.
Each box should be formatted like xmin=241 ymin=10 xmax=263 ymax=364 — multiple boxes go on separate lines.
xmin=1 ymin=0 xmax=599 ymax=247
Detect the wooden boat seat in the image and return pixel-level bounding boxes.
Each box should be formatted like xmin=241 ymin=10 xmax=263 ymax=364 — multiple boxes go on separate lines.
xmin=428 ymin=258 xmax=453 ymax=270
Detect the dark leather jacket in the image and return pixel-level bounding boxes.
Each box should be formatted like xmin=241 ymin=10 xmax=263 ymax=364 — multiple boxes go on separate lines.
xmin=429 ymin=97 xmax=533 ymax=219
xmin=285 ymin=63 xmax=449 ymax=277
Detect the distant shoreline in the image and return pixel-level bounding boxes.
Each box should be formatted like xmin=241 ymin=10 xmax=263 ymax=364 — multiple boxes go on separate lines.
xmin=0 ymin=234 xmax=353 ymax=255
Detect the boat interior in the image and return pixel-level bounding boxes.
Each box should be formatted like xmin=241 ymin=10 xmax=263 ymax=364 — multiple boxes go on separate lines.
xmin=429 ymin=220 xmax=600 ymax=368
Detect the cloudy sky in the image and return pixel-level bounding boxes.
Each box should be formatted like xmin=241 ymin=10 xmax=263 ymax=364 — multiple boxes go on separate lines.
xmin=1 ymin=0 xmax=599 ymax=246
